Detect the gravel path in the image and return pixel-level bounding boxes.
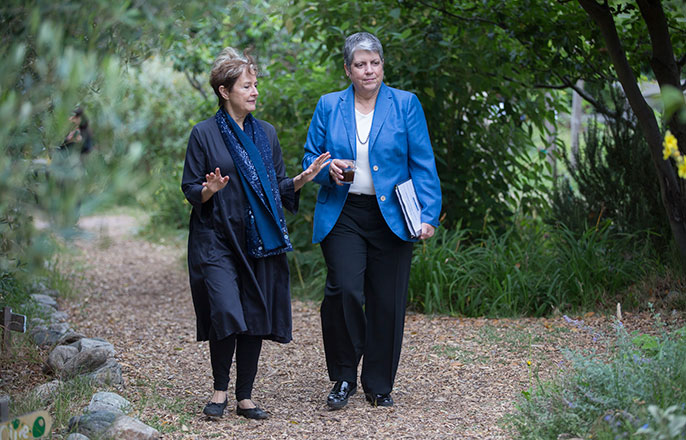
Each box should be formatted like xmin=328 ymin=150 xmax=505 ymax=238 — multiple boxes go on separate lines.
xmin=58 ymin=214 xmax=671 ymax=439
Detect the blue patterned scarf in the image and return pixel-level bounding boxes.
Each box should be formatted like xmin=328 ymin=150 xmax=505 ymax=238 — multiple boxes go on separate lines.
xmin=215 ymin=108 xmax=292 ymax=258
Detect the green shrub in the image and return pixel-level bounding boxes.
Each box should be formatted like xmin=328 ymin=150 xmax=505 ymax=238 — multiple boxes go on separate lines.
xmin=504 ymin=319 xmax=686 ymax=439
xmin=636 ymin=404 xmax=686 ymax=439
xmin=408 ymin=220 xmax=655 ymax=317
xmin=549 ymin=89 xmax=670 ymax=249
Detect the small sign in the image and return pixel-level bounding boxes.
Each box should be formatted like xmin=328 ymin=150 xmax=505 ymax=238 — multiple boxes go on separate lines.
xmin=2 ymin=307 xmax=27 ymax=354
xmin=7 ymin=313 xmax=25 ymax=333
xmin=0 ymin=410 xmax=52 ymax=440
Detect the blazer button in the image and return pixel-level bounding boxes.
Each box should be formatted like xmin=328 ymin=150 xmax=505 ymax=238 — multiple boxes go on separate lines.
xmin=380 ymin=195 xmax=386 ymax=202
xmin=373 ymin=165 xmax=379 ymax=171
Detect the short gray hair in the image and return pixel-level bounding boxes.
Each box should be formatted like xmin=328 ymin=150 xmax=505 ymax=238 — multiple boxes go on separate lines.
xmin=209 ymin=47 xmax=257 ymax=107
xmin=343 ymin=32 xmax=384 ymax=68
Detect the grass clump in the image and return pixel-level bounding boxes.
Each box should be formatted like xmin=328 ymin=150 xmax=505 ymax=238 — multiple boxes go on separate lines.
xmin=503 ymin=317 xmax=686 ymax=439
xmin=408 ymin=220 xmax=656 ymax=317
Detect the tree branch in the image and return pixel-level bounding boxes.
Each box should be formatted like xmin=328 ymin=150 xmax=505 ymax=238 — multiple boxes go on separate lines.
xmin=533 ymin=78 xmax=624 ymax=121
xmin=489 ymin=67 xmax=623 ymax=121
xmin=184 ymin=71 xmax=208 ymax=101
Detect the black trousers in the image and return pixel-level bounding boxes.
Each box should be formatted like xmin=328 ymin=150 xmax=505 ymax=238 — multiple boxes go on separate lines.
xmin=320 ymin=194 xmax=414 ymax=395
xmin=209 ymin=334 xmax=262 ymax=401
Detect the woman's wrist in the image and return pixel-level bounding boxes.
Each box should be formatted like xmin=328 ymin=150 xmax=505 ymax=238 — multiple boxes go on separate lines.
xmin=293 ymin=173 xmax=304 ymax=191
xmin=201 ymin=186 xmax=215 ymax=203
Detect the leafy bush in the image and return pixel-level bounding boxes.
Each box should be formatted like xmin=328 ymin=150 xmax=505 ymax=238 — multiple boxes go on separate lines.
xmin=0 ymin=1 xmax=222 ymax=287
xmin=120 ymin=58 xmax=210 ymax=232
xmin=0 ymin=21 xmax=146 ymax=279
xmin=550 ymin=90 xmax=670 ymax=248
xmin=408 ymin=220 xmax=655 ymax=317
xmin=504 ymin=319 xmax=686 ymax=439
xmin=636 ymin=404 xmax=686 ymax=439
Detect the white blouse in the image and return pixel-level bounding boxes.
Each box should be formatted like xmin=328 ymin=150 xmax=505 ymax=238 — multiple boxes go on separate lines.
xmin=349 ymin=108 xmax=375 ymax=195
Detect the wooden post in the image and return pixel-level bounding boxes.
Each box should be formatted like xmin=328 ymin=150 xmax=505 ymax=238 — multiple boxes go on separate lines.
xmin=0 ymin=395 xmax=9 ymax=423
xmin=2 ymin=306 xmax=10 ymax=355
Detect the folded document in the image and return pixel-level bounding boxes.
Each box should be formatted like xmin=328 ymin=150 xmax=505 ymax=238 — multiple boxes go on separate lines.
xmin=394 ymin=179 xmax=422 ymax=238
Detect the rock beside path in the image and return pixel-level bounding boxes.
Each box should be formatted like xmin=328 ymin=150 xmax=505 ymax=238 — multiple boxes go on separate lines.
xmin=87 ymin=392 xmax=131 ymax=416
xmin=44 ymin=337 xmax=123 ymax=385
xmin=69 ymin=393 xmax=157 ymax=440
xmin=104 ymin=415 xmax=160 ymax=440
xmin=68 ymin=411 xmax=118 ymax=438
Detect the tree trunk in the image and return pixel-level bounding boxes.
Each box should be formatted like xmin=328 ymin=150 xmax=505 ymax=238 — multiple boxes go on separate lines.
xmin=578 ymin=0 xmax=686 ymax=263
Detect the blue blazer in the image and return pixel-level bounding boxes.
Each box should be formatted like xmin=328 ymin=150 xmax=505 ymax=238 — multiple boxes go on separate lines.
xmin=302 ymin=83 xmax=442 ymax=244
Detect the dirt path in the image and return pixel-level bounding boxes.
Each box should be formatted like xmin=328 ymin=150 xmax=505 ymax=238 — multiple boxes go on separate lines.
xmin=61 ymin=214 xmax=663 ymax=439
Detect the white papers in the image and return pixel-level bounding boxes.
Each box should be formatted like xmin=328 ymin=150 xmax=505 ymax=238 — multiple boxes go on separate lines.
xmin=394 ymin=179 xmax=422 ymax=238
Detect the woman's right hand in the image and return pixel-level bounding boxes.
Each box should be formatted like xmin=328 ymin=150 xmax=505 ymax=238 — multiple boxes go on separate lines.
xmin=201 ymin=167 xmax=229 ymax=202
xmin=328 ymin=158 xmax=349 ymax=186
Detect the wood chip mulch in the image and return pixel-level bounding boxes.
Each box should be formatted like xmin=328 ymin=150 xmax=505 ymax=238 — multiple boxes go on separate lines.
xmin=5 ymin=214 xmax=684 ymax=439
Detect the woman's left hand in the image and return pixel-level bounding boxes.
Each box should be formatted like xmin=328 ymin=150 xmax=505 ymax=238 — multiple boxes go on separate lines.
xmin=294 ymin=152 xmax=331 ymax=191
xmin=419 ymin=223 xmax=435 ymax=240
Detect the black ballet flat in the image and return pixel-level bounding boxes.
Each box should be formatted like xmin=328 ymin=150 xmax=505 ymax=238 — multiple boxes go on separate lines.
xmin=236 ymin=405 xmax=269 ymax=420
xmin=203 ymin=398 xmax=228 ymax=418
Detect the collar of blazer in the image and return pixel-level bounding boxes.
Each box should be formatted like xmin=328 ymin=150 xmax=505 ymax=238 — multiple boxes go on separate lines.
xmin=339 ymin=82 xmax=393 ymax=155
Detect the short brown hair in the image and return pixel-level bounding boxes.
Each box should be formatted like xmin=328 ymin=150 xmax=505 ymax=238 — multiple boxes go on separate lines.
xmin=209 ymin=47 xmax=258 ymax=107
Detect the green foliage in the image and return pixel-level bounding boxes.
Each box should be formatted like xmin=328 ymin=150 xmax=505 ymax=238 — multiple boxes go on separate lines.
xmin=408 ymin=220 xmax=654 ymax=317
xmin=504 ymin=320 xmax=686 ymax=439
xmin=0 ymin=19 xmax=136 ymax=275
xmin=120 ymin=58 xmax=209 ymax=232
xmin=636 ymin=405 xmax=686 ymax=439
xmin=662 ymin=85 xmax=686 ymax=125
xmin=1 ymin=0 xmax=222 ymax=65
xmin=0 ymin=1 xmax=229 ymax=285
xmin=549 ymin=90 xmax=671 ymax=247
xmin=0 ymin=271 xmax=32 ymax=316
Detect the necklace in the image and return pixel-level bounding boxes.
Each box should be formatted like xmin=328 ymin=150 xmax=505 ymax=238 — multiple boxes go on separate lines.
xmin=356 ymin=125 xmax=370 ymax=145
xmin=355 ymin=109 xmax=373 ymax=145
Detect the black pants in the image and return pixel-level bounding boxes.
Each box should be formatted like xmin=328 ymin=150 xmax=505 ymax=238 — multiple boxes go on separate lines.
xmin=320 ymin=194 xmax=414 ymax=395
xmin=209 ymin=334 xmax=262 ymax=401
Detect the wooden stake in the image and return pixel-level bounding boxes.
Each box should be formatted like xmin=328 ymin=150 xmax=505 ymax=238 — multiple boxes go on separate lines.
xmin=0 ymin=395 xmax=9 ymax=423
xmin=2 ymin=306 xmax=10 ymax=355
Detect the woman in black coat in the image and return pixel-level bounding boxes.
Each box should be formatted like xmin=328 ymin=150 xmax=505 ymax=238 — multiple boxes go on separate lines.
xmin=181 ymin=47 xmax=329 ymax=420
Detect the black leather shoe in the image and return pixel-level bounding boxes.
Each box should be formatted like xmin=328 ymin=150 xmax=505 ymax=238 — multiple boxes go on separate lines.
xmin=365 ymin=392 xmax=393 ymax=407
xmin=203 ymin=398 xmax=228 ymax=418
xmin=236 ymin=405 xmax=268 ymax=420
xmin=327 ymin=380 xmax=357 ymax=410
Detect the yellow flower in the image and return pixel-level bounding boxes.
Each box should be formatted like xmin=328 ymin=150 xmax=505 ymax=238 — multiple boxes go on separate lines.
xmin=665 ymin=131 xmax=678 ymax=149
xmin=663 ymin=131 xmax=679 ymax=159
xmin=678 ymin=159 xmax=686 ymax=178
xmin=663 ymin=145 xmax=672 ymax=160
xmin=527 ymin=360 xmax=532 ymax=366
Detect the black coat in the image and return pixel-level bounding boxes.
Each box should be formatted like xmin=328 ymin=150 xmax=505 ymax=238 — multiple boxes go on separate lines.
xmin=181 ymin=116 xmax=298 ymax=343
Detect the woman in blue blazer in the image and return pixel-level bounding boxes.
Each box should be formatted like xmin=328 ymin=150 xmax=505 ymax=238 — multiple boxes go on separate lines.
xmin=302 ymin=32 xmax=442 ymax=409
